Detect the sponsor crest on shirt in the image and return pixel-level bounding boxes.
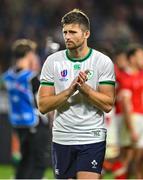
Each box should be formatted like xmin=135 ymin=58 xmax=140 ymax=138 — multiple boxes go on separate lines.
xmin=74 ymin=64 xmax=81 ymax=70
xmin=87 ymin=70 xmax=94 ymax=80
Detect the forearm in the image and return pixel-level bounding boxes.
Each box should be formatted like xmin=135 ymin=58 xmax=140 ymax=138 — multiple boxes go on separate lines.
xmin=79 ymin=84 xmax=115 ymax=113
xmin=47 ymin=111 xmax=55 ymax=129
xmin=38 ymin=76 xmax=79 ymax=114
xmin=123 ymin=108 xmax=137 ymax=141
xmin=122 ymin=98 xmax=133 ymax=132
xmin=124 ymin=112 xmax=133 ymax=132
xmin=38 ymin=88 xmax=71 ymax=114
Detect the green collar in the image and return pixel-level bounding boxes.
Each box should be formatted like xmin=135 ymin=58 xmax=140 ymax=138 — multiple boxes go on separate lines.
xmin=66 ymin=48 xmax=92 ymax=62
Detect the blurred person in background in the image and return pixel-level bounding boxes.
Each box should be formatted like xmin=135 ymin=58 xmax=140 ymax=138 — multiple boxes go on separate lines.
xmin=2 ymin=39 xmax=49 ymax=179
xmin=107 ymin=48 xmax=130 ymax=179
xmin=118 ymin=44 xmax=143 ymax=179
xmin=113 ymin=48 xmax=132 ymax=179
xmin=38 ymin=9 xmax=115 ymax=179
xmin=96 ymin=47 xmax=121 ymax=178
xmin=103 ymin=48 xmax=129 ymax=179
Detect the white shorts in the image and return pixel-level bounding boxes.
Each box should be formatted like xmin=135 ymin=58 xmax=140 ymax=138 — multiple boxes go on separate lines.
xmin=105 ymin=108 xmax=120 ymax=158
xmin=117 ymin=113 xmax=143 ymax=148
xmin=105 ymin=108 xmax=119 ymax=145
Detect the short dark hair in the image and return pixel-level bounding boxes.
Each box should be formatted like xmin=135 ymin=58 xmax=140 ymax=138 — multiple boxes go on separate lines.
xmin=126 ymin=43 xmax=143 ymax=59
xmin=12 ymin=39 xmax=37 ymax=59
xmin=61 ymin=9 xmax=90 ymax=30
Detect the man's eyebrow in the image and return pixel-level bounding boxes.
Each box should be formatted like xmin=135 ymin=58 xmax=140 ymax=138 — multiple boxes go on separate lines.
xmin=63 ymin=30 xmax=77 ymax=33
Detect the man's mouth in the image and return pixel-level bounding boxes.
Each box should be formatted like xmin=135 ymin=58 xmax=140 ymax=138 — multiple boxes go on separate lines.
xmin=66 ymin=41 xmax=73 ymax=44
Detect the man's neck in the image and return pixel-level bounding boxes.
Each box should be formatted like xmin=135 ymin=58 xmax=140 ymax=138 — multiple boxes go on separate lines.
xmin=67 ymin=46 xmax=90 ymax=59
xmin=128 ymin=65 xmax=139 ymax=74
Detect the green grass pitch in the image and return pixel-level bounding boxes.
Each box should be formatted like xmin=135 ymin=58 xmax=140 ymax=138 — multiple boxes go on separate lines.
xmin=0 ymin=164 xmax=113 ymax=179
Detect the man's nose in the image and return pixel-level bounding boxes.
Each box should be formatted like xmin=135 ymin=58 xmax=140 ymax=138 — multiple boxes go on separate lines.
xmin=65 ymin=32 xmax=71 ymax=39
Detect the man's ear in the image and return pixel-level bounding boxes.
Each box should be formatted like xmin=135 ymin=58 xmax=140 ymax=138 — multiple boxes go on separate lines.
xmin=84 ymin=30 xmax=90 ymax=39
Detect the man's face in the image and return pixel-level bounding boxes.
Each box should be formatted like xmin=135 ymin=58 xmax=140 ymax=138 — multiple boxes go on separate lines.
xmin=115 ymin=53 xmax=128 ymax=70
xmin=62 ymin=23 xmax=89 ymax=50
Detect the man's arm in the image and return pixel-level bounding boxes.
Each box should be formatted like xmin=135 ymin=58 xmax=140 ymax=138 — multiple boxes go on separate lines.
xmin=121 ymin=90 xmax=138 ymax=142
xmin=79 ymin=83 xmax=115 ymax=113
xmin=37 ymin=77 xmax=80 ymax=114
xmin=76 ymin=71 xmax=115 ymax=113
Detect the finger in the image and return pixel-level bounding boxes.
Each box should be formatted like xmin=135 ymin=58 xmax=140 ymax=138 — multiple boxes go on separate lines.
xmin=79 ymin=72 xmax=87 ymax=82
xmin=85 ymin=69 xmax=90 ymax=74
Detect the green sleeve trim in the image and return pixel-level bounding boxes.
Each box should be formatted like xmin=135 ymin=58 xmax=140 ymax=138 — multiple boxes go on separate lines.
xmin=99 ymin=81 xmax=115 ymax=86
xmin=40 ymin=81 xmax=54 ymax=86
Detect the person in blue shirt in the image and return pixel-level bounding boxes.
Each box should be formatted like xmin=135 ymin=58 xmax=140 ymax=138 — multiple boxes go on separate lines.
xmin=3 ymin=39 xmax=49 ymax=179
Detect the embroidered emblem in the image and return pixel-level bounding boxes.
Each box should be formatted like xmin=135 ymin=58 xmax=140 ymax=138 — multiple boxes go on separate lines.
xmin=61 ymin=70 xmax=67 ymax=77
xmin=74 ymin=64 xmax=81 ymax=70
xmin=87 ymin=70 xmax=94 ymax=80
xmin=55 ymin=169 xmax=59 ymax=175
xmin=91 ymin=160 xmax=98 ymax=169
xmin=60 ymin=69 xmax=68 ymax=81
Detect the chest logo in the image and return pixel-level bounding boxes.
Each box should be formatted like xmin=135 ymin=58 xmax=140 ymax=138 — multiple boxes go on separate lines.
xmin=74 ymin=64 xmax=81 ymax=70
xmin=60 ymin=69 xmax=68 ymax=81
xmin=87 ymin=70 xmax=94 ymax=80
xmin=61 ymin=69 xmax=67 ymax=77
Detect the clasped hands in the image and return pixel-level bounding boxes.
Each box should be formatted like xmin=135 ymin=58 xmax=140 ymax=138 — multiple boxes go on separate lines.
xmin=76 ymin=70 xmax=89 ymax=89
xmin=69 ymin=70 xmax=90 ymax=94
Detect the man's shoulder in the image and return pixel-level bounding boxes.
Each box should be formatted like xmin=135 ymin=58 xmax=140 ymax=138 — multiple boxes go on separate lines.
xmin=92 ymin=49 xmax=110 ymax=59
xmin=92 ymin=49 xmax=113 ymax=65
xmin=2 ymin=68 xmax=13 ymax=79
xmin=47 ymin=49 xmax=66 ymax=60
xmin=3 ymin=68 xmax=36 ymax=80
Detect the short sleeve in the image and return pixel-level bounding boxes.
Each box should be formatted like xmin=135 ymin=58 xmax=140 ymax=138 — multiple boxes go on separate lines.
xmin=40 ymin=56 xmax=54 ymax=86
xmin=98 ymin=56 xmax=115 ymax=86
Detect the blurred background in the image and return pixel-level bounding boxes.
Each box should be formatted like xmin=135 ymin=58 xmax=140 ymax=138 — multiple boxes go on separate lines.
xmin=0 ymin=0 xmax=143 ymax=71
xmin=0 ymin=0 xmax=143 ymax=179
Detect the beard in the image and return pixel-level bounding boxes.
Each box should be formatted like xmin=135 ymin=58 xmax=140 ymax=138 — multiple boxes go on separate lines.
xmin=65 ymin=39 xmax=85 ymax=50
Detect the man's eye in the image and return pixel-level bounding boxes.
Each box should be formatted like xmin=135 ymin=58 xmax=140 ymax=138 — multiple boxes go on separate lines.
xmin=70 ymin=31 xmax=76 ymax=34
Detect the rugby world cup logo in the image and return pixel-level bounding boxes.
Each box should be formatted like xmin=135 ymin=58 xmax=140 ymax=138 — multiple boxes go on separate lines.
xmin=60 ymin=69 xmax=68 ymax=81
xmin=61 ymin=69 xmax=67 ymax=77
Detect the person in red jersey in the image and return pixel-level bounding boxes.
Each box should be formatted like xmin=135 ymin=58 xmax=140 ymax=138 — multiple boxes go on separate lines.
xmin=118 ymin=44 xmax=143 ymax=179
xmin=104 ymin=49 xmax=129 ymax=179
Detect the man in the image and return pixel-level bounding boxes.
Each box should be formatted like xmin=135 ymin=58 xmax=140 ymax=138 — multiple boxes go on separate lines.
xmin=3 ymin=39 xmax=49 ymax=179
xmin=103 ymin=49 xmax=129 ymax=179
xmin=38 ymin=9 xmax=115 ymax=179
xmin=118 ymin=44 xmax=143 ymax=179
